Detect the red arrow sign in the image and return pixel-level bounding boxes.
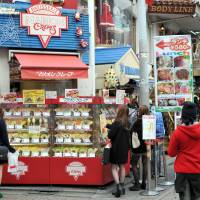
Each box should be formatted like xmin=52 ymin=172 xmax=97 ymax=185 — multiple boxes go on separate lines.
xmin=156 ymin=40 xmax=171 ymax=50
xmin=156 ymin=39 xmax=190 ymax=51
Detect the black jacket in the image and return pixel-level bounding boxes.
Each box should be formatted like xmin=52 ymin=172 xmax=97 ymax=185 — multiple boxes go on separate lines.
xmin=107 ymin=121 xmax=130 ymax=164
xmin=130 ymin=118 xmax=147 ymax=154
xmin=0 ymin=119 xmax=15 ymax=164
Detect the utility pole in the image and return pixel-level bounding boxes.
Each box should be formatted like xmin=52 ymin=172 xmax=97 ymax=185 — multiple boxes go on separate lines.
xmin=88 ymin=0 xmax=96 ymax=96
xmin=138 ymin=0 xmax=150 ymax=107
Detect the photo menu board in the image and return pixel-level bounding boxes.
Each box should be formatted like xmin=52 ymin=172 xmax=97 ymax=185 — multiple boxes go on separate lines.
xmin=154 ymin=35 xmax=193 ymax=112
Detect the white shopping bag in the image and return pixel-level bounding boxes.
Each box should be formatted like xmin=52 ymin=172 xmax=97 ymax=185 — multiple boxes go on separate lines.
xmin=7 ymin=152 xmax=19 ymax=173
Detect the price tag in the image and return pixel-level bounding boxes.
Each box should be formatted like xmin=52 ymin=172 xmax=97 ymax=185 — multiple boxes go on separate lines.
xmin=56 ymin=112 xmax=64 ymax=116
xmin=57 ymin=125 xmax=65 ymax=130
xmin=40 ymin=127 xmax=47 ymax=132
xmin=40 ymin=152 xmax=49 ymax=157
xmin=13 ymin=112 xmax=21 ymax=116
xmin=41 ymin=138 xmax=49 ymax=143
xmin=43 ymin=112 xmax=50 ymax=117
xmin=83 ymin=138 xmax=91 ymax=143
xmin=22 ymin=151 xmax=30 ymax=157
xmin=74 ymin=138 xmax=82 ymax=143
xmin=15 ymin=125 xmax=23 ymax=130
xmin=74 ymin=112 xmax=80 ymax=117
xmin=7 ymin=125 xmax=14 ymax=129
xmin=64 ymin=112 xmax=71 ymax=117
xmin=56 ymin=138 xmax=64 ymax=143
xmin=23 ymin=112 xmax=30 ymax=117
xmin=32 ymin=138 xmax=40 ymax=143
xmin=66 ymin=125 xmax=74 ymax=130
xmin=88 ymin=153 xmax=95 ymax=158
xmin=71 ymin=152 xmax=78 ymax=157
xmin=32 ymin=152 xmax=39 ymax=157
xmin=63 ymin=152 xmax=71 ymax=157
xmin=82 ymin=125 xmax=90 ymax=130
xmin=4 ymin=112 xmax=12 ymax=116
xmin=79 ymin=153 xmax=87 ymax=158
xmin=29 ymin=126 xmax=40 ymax=134
xmin=54 ymin=152 xmax=63 ymax=157
xmin=21 ymin=138 xmax=29 ymax=143
xmin=82 ymin=112 xmax=89 ymax=117
xmin=75 ymin=125 xmax=82 ymax=130
xmin=64 ymin=138 xmax=72 ymax=143
xmin=13 ymin=138 xmax=21 ymax=143
xmin=34 ymin=112 xmax=41 ymax=117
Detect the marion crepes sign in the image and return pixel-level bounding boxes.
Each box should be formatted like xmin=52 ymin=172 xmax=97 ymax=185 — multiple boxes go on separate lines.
xmin=20 ymin=4 xmax=68 ymax=48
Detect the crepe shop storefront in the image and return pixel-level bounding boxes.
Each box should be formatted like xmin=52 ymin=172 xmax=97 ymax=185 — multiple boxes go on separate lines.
xmin=0 ymin=3 xmax=89 ymax=96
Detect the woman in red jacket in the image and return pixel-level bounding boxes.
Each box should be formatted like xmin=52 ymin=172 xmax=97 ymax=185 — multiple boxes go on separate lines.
xmin=168 ymin=102 xmax=200 ymax=200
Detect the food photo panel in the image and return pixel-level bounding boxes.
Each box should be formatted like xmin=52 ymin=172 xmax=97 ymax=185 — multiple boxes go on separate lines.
xmin=156 ymin=55 xmax=174 ymax=69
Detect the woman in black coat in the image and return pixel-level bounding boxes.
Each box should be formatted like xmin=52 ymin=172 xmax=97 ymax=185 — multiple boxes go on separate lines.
xmin=0 ymin=108 xmax=15 ymax=198
xmin=106 ymin=106 xmax=130 ymax=198
xmin=129 ymin=105 xmax=149 ymax=191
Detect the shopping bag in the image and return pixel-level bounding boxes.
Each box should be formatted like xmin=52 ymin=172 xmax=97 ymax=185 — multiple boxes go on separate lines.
xmin=7 ymin=151 xmax=19 ymax=173
xmin=132 ymin=132 xmax=140 ymax=148
xmin=0 ymin=146 xmax=8 ymax=161
xmin=102 ymin=146 xmax=111 ymax=165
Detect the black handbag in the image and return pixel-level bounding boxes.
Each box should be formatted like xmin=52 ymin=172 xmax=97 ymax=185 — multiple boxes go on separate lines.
xmin=0 ymin=146 xmax=8 ymax=161
xmin=102 ymin=147 xmax=110 ymax=165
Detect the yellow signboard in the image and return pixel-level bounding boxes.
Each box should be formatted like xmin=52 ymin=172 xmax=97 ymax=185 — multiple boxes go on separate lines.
xmin=23 ymin=90 xmax=45 ymax=104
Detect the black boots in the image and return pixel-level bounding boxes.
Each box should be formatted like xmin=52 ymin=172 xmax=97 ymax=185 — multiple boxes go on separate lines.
xmin=112 ymin=184 xmax=121 ymax=198
xmin=120 ymin=182 xmax=125 ymax=195
xmin=112 ymin=183 xmax=126 ymax=198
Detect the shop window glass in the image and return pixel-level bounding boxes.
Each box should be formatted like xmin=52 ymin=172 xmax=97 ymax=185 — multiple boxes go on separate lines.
xmin=96 ymin=0 xmax=134 ymax=46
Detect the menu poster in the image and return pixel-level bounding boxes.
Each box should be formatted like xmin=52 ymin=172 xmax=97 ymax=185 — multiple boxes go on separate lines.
xmin=116 ymin=90 xmax=125 ymax=105
xmin=46 ymin=91 xmax=57 ymax=99
xmin=65 ymin=89 xmax=79 ymax=98
xmin=154 ymin=35 xmax=193 ymax=112
xmin=23 ymin=90 xmax=45 ymax=104
xmin=142 ymin=115 xmax=156 ymax=140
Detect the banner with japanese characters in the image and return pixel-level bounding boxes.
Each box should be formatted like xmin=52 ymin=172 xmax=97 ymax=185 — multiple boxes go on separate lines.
xmin=154 ymin=35 xmax=193 ymax=112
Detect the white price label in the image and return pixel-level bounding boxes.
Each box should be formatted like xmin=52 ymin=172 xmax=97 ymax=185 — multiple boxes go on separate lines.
xmin=4 ymin=112 xmax=12 ymax=116
xmin=82 ymin=125 xmax=90 ymax=130
xmin=63 ymin=152 xmax=71 ymax=157
xmin=32 ymin=152 xmax=39 ymax=157
xmin=74 ymin=138 xmax=82 ymax=143
xmin=32 ymin=138 xmax=40 ymax=143
xmin=75 ymin=125 xmax=82 ymax=130
xmin=13 ymin=112 xmax=21 ymax=116
xmin=79 ymin=153 xmax=87 ymax=158
xmin=64 ymin=112 xmax=71 ymax=117
xmin=56 ymin=138 xmax=64 ymax=143
xmin=41 ymin=138 xmax=49 ymax=143
xmin=29 ymin=126 xmax=40 ymax=134
xmin=43 ymin=112 xmax=50 ymax=117
xmin=82 ymin=112 xmax=89 ymax=117
xmin=66 ymin=125 xmax=74 ymax=130
xmin=34 ymin=112 xmax=41 ymax=117
xmin=40 ymin=152 xmax=49 ymax=157
xmin=7 ymin=125 xmax=14 ymax=129
xmin=57 ymin=125 xmax=65 ymax=130
xmin=74 ymin=112 xmax=80 ymax=117
xmin=21 ymin=138 xmax=29 ymax=143
xmin=23 ymin=112 xmax=30 ymax=117
xmin=56 ymin=112 xmax=64 ymax=116
xmin=15 ymin=125 xmax=23 ymax=130
xmin=64 ymin=138 xmax=72 ymax=143
xmin=54 ymin=152 xmax=63 ymax=157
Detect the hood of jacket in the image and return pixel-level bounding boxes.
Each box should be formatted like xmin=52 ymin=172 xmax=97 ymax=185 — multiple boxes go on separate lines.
xmin=177 ymin=123 xmax=200 ymax=140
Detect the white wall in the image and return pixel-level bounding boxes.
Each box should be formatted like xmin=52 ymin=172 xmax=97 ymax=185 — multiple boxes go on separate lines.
xmin=0 ymin=49 xmax=10 ymax=95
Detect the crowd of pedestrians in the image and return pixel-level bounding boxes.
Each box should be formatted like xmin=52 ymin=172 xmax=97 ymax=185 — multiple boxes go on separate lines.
xmin=106 ymin=96 xmax=200 ymax=200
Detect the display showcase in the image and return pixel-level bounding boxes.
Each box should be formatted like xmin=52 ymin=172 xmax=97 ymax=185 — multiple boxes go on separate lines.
xmin=1 ymin=101 xmax=130 ymax=185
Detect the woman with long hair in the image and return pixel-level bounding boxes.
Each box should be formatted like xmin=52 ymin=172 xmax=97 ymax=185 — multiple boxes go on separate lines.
xmin=0 ymin=108 xmax=15 ymax=198
xmin=129 ymin=105 xmax=149 ymax=191
xmin=106 ymin=105 xmax=130 ymax=198
xmin=168 ymin=102 xmax=200 ymax=200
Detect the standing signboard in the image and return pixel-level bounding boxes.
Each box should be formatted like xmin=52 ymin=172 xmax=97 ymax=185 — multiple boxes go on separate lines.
xmin=154 ymin=35 xmax=193 ymax=112
xmin=142 ymin=115 xmax=156 ymax=140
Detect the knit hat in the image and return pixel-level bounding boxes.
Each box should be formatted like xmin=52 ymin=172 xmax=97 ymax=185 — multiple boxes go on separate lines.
xmin=181 ymin=101 xmax=197 ymax=124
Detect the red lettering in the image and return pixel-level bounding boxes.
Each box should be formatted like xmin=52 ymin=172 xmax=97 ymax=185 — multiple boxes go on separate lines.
xmin=33 ymin=23 xmax=56 ymax=35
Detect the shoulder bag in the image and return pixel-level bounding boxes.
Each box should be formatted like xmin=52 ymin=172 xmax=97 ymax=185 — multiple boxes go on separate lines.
xmin=132 ymin=132 xmax=140 ymax=149
xmin=0 ymin=146 xmax=8 ymax=161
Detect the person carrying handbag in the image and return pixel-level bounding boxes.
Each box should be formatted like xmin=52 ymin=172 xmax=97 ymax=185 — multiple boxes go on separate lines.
xmin=0 ymin=108 xmax=16 ymax=198
xmin=106 ymin=106 xmax=130 ymax=198
xmin=129 ymin=105 xmax=149 ymax=191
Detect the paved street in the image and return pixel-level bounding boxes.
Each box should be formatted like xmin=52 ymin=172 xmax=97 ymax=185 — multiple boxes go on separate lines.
xmin=0 ymin=157 xmax=177 ymax=200
xmin=0 ymin=180 xmax=178 ymax=200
